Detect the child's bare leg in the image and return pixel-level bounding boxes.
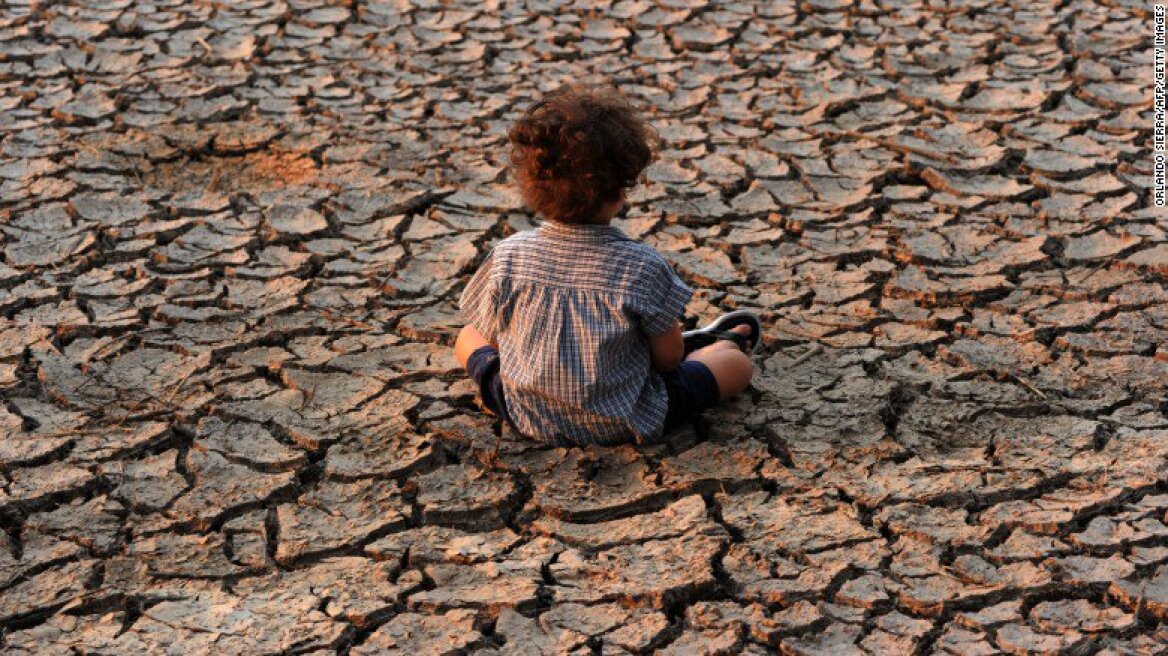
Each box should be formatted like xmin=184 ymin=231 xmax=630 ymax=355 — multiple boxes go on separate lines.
xmin=685 ymin=324 xmax=753 ymax=400
xmin=454 ymin=324 xmax=491 ymax=369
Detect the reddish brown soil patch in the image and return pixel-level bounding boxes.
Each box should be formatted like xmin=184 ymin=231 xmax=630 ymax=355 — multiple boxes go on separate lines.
xmin=146 ymin=149 xmax=319 ymax=195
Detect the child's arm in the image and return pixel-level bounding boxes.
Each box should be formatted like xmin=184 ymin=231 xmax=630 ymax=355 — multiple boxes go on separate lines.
xmin=458 ymin=249 xmax=502 ymax=348
xmin=648 ymin=321 xmax=684 ymax=373
xmin=632 ymin=251 xmax=692 ymax=372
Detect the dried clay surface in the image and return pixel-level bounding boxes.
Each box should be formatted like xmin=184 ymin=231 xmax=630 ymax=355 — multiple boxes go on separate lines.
xmin=0 ymin=0 xmax=1165 ymax=654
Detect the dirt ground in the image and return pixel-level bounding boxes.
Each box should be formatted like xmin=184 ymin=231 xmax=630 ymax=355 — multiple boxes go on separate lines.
xmin=0 ymin=1 xmax=1165 ymax=654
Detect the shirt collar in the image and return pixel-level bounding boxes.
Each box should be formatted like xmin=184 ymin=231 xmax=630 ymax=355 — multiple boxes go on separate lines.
xmin=537 ymin=220 xmax=629 ymax=243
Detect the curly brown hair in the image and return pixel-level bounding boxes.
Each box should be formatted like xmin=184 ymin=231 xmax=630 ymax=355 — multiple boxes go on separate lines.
xmin=507 ymin=83 xmax=657 ymax=225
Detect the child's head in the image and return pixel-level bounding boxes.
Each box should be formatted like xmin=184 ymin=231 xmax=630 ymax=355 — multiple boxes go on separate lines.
xmin=508 ymin=83 xmax=656 ymax=225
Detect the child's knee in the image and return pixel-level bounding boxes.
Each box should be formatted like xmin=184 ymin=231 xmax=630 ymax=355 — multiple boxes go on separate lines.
xmin=454 ymin=325 xmax=487 ymax=369
xmin=456 ymin=324 xmax=476 ymax=344
xmin=734 ymin=350 xmax=754 ymax=376
xmin=708 ymin=351 xmax=752 ymax=399
xmin=730 ymin=352 xmax=754 ymax=389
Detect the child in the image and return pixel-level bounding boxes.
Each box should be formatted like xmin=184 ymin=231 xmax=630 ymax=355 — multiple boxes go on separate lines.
xmin=453 ymin=83 xmax=756 ymax=446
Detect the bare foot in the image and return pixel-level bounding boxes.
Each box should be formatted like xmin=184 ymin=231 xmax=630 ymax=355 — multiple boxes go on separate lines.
xmin=728 ymin=323 xmax=754 ymax=352
xmin=686 ymin=323 xmax=757 ymax=360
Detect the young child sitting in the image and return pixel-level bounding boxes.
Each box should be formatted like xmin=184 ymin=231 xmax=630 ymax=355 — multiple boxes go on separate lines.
xmin=453 ymin=83 xmax=756 ymax=446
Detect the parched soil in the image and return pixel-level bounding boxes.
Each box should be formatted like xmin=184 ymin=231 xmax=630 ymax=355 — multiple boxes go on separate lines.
xmin=0 ymin=1 xmax=1165 ymax=654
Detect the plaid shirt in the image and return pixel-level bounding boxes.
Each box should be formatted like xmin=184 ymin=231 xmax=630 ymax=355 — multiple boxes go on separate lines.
xmin=459 ymin=221 xmax=692 ymax=445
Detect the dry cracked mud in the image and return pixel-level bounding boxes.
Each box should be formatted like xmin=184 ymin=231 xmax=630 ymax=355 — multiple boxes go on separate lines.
xmin=0 ymin=0 xmax=1165 ymax=654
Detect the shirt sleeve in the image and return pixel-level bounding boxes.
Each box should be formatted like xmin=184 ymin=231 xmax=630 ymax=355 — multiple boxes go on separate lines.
xmin=458 ymin=249 xmax=501 ymax=344
xmin=630 ymin=254 xmax=692 ymax=336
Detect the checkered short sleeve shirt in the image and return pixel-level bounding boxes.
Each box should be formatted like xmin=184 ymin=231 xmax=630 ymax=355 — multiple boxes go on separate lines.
xmin=459 ymin=221 xmax=692 ymax=445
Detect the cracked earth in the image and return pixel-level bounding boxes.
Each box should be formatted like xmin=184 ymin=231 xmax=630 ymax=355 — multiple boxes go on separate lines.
xmin=0 ymin=0 xmax=1164 ymax=654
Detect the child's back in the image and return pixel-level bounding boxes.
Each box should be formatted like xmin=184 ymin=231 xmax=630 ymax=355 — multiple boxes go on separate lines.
xmin=460 ymin=220 xmax=690 ymax=445
xmin=453 ymin=82 xmax=754 ymax=446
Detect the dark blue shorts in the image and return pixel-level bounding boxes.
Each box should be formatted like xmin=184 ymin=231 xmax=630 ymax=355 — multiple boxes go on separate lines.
xmin=659 ymin=359 xmax=721 ymax=431
xmin=465 ymin=345 xmax=521 ymax=434
xmin=464 ymin=345 xmax=720 ymax=438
